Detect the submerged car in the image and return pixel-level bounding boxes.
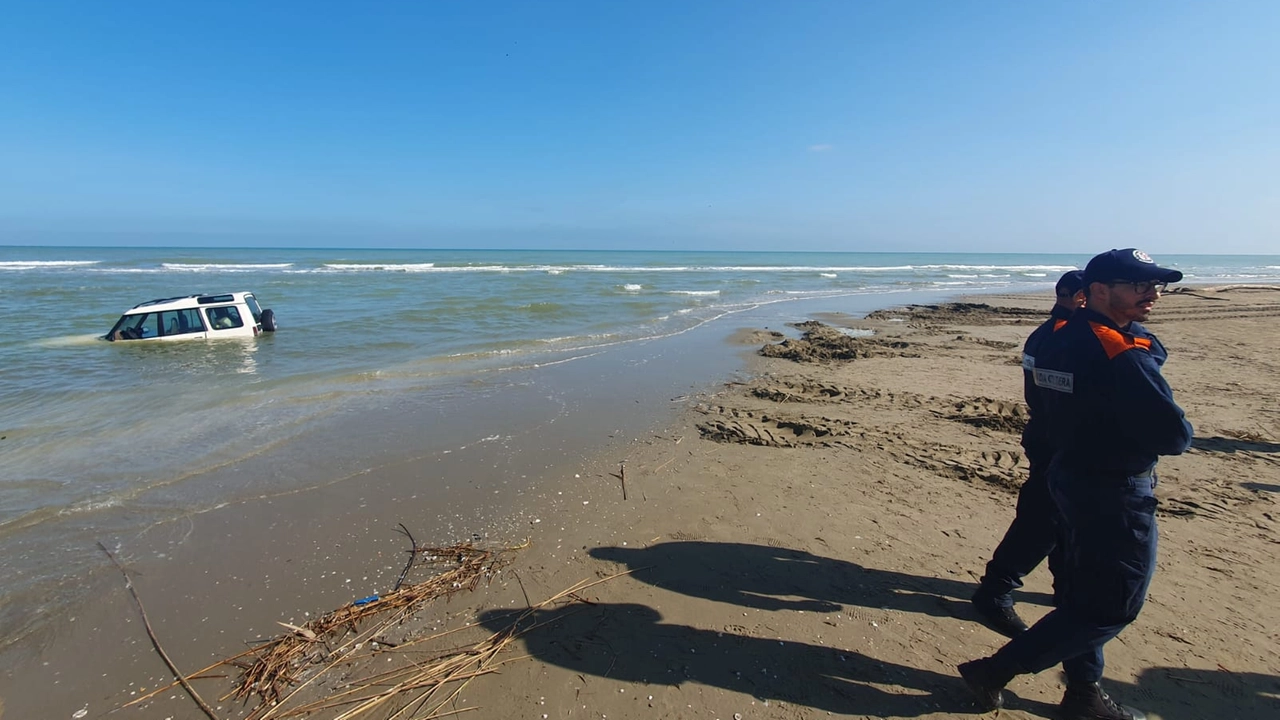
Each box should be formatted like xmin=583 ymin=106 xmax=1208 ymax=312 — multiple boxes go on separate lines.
xmin=105 ymin=292 xmax=277 ymax=341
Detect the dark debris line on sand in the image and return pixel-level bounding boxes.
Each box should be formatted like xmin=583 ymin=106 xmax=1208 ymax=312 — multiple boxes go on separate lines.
xmin=759 ymin=321 xmax=917 ymax=362
xmin=866 ymin=302 xmax=1045 ymax=326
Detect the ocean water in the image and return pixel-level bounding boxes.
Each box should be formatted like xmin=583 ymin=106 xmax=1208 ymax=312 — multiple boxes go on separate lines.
xmin=1 ymin=246 xmax=1277 ymax=648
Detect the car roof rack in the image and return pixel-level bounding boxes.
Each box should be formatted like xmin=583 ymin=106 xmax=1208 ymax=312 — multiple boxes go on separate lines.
xmin=129 ymin=293 xmax=242 ymax=310
xmin=130 ymin=294 xmax=203 ymax=309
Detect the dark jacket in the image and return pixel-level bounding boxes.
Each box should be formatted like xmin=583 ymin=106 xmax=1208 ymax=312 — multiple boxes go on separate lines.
xmin=1020 ymin=303 xmax=1073 ymax=462
xmin=1032 ymin=307 xmax=1193 ymax=478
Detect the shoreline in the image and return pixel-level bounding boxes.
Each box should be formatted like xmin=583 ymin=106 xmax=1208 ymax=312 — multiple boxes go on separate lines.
xmin=0 ymin=285 xmax=954 ymax=658
xmin=3 ymin=284 xmax=1278 ymax=720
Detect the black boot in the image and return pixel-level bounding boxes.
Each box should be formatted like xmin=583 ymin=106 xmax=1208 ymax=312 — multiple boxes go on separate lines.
xmin=1059 ymin=682 xmax=1147 ymax=720
xmin=958 ymin=657 xmax=1014 ymax=711
xmin=971 ymin=589 xmax=1030 ymax=638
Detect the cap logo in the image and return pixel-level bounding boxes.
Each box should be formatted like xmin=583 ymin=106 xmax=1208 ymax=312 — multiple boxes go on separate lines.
xmin=1132 ymin=249 xmax=1154 ymax=264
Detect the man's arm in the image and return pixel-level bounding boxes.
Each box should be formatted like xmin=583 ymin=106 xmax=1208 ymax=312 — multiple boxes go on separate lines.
xmin=1112 ymin=349 xmax=1193 ymax=456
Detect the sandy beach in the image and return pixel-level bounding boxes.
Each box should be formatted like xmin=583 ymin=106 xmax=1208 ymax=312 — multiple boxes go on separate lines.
xmin=3 ymin=285 xmax=1278 ymax=720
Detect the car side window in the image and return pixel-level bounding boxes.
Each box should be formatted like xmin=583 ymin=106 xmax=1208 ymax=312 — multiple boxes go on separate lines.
xmin=129 ymin=313 xmax=159 ymax=339
xmin=110 ymin=314 xmax=151 ymax=340
xmin=158 ymin=309 xmax=205 ymax=336
xmin=206 ymin=306 xmax=244 ymax=330
xmin=244 ymin=294 xmax=263 ymax=322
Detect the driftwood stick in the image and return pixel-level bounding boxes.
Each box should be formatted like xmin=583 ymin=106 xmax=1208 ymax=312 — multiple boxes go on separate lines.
xmin=512 ymin=570 xmax=533 ymax=609
xmin=393 ymin=523 xmax=417 ymax=591
xmin=619 ymin=462 xmax=627 ymax=501
xmin=97 ymin=542 xmax=220 ymax=720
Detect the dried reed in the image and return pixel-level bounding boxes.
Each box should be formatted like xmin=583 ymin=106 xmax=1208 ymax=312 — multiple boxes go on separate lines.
xmin=123 ymin=539 xmax=630 ymax=720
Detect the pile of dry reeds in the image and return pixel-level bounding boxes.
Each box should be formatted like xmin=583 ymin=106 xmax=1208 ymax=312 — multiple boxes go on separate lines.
xmin=225 ymin=542 xmax=507 ymax=719
xmin=119 ymin=538 xmax=630 ymax=720
xmin=228 ymin=573 xmax=621 ymax=720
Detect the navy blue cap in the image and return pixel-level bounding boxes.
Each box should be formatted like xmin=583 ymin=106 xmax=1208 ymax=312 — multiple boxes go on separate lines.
xmin=1054 ymin=270 xmax=1085 ymax=296
xmin=1083 ymin=248 xmax=1183 ymax=285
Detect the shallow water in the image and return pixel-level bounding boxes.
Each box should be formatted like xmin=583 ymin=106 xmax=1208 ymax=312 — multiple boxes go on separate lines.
xmin=1 ymin=246 xmax=1276 ymax=648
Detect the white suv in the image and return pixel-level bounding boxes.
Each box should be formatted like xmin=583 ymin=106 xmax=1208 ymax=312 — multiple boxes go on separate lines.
xmin=106 ymin=292 xmax=277 ymax=341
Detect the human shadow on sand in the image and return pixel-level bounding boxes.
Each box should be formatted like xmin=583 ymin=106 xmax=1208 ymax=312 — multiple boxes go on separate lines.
xmin=476 ymin=601 xmax=1028 ymax=717
xmin=1090 ymin=667 xmax=1280 ymax=720
xmin=589 ymin=541 xmax=1053 ymax=621
xmin=1191 ymin=435 xmax=1280 ymax=454
xmin=995 ymin=666 xmax=1280 ymax=719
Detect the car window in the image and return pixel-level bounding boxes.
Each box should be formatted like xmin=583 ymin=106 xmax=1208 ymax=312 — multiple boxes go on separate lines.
xmin=244 ymin=295 xmax=263 ymax=322
xmin=113 ymin=313 xmax=159 ymax=339
xmin=206 ymin=306 xmax=244 ymax=330
xmin=158 ymin=308 xmax=206 ymax=336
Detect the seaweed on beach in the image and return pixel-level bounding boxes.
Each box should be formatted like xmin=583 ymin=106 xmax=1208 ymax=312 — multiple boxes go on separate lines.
xmin=864 ymin=302 xmax=1044 ymax=326
xmin=759 ymin=320 xmax=916 ymax=363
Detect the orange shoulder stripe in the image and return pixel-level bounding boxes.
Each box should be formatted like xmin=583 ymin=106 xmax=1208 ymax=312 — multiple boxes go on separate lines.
xmin=1089 ymin=321 xmax=1152 ymax=360
xmin=1053 ymin=319 xmax=1067 ymax=331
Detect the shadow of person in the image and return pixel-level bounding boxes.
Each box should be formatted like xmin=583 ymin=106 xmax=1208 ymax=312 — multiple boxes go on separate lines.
xmin=477 ymin=601 xmax=995 ymax=717
xmin=1191 ymin=436 xmax=1280 ymax=454
xmin=589 ymin=541 xmax=1053 ymax=620
xmin=1107 ymin=667 xmax=1280 ymax=720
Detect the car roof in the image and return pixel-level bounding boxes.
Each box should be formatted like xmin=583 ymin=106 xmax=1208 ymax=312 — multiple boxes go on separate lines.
xmin=123 ymin=292 xmax=255 ymax=314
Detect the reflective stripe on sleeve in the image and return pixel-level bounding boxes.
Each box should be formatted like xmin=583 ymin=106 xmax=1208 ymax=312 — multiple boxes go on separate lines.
xmin=1034 ymin=368 xmax=1074 ymax=393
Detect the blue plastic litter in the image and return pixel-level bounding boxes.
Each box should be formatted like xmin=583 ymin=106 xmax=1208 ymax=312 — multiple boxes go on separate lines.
xmin=353 ymin=595 xmax=379 ymax=606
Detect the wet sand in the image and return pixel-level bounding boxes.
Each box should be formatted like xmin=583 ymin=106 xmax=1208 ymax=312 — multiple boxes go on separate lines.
xmin=3 ymin=286 xmax=1279 ymax=720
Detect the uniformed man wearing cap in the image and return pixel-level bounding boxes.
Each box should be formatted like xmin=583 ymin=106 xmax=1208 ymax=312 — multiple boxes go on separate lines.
xmin=970 ymin=269 xmax=1085 ymax=637
xmin=959 ymin=249 xmax=1193 ymax=720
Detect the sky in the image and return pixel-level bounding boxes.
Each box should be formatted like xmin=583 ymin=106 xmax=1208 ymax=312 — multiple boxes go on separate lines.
xmin=1 ymin=1 xmax=1277 ymax=253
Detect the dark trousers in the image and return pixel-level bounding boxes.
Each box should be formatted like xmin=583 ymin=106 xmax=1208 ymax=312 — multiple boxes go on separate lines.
xmin=990 ymin=461 xmax=1159 ymax=684
xmin=976 ymin=458 xmax=1063 ymax=606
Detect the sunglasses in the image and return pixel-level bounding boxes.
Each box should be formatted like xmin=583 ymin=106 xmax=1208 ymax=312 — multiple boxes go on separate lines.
xmin=1107 ymin=280 xmax=1168 ymax=294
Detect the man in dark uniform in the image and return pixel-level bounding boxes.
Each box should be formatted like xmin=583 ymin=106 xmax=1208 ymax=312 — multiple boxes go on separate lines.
xmin=970 ymin=270 xmax=1085 ymax=637
xmin=959 ymin=249 xmax=1193 ymax=720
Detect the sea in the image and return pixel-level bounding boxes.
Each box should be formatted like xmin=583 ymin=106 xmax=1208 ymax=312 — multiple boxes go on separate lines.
xmin=1 ymin=246 xmax=1277 ymax=651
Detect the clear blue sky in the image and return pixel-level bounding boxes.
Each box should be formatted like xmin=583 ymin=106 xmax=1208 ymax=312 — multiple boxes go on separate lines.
xmin=2 ymin=1 xmax=1276 ymax=252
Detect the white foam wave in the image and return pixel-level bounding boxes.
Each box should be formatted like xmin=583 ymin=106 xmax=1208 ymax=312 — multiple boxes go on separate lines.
xmin=58 ymin=497 xmax=122 ymax=514
xmin=320 ymin=263 xmax=437 ymax=272
xmin=226 ymin=262 xmax=1093 ymax=276
xmin=917 ymin=264 xmax=1077 ymax=272
xmin=313 ymin=263 xmax=543 ymax=274
xmin=667 ymin=290 xmax=721 ymax=296
xmin=163 ymin=263 xmax=293 ymax=272
xmin=0 ymin=260 xmax=100 ymax=270
xmin=302 ymin=263 xmax=1063 ymax=274
xmin=620 ymin=284 xmax=643 ymax=292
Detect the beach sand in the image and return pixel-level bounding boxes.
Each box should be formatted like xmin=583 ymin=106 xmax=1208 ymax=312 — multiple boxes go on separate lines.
xmin=3 ymin=286 xmax=1279 ymax=720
